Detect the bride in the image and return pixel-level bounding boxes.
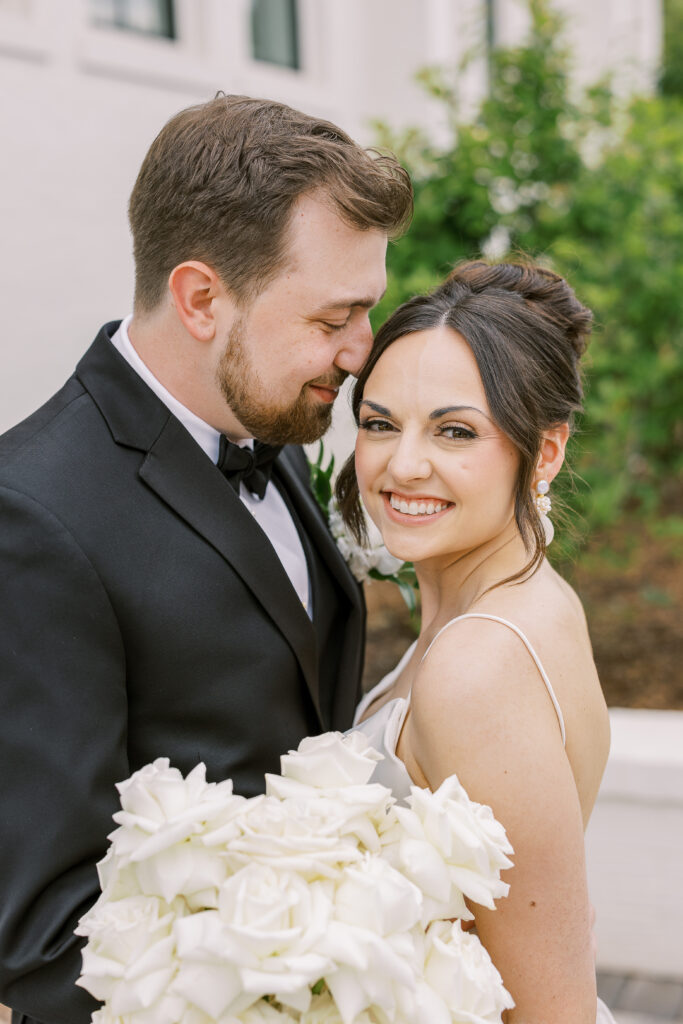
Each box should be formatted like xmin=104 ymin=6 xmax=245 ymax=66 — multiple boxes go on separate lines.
xmin=335 ymin=260 xmax=617 ymax=1023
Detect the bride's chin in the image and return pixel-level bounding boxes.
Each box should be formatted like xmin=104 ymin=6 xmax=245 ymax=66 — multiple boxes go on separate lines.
xmin=380 ymin=531 xmax=438 ymax=565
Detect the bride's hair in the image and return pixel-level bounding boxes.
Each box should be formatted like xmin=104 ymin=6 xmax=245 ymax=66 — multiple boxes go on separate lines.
xmin=335 ymin=259 xmax=593 ymax=583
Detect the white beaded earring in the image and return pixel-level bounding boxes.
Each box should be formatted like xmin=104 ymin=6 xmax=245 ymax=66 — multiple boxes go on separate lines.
xmin=534 ymin=479 xmax=554 ymax=545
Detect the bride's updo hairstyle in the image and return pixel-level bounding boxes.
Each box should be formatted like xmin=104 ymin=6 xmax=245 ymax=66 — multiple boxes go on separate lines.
xmin=336 ymin=259 xmax=593 ymax=580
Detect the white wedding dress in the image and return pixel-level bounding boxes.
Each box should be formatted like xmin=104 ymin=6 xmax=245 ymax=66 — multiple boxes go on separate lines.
xmin=351 ymin=612 xmax=618 ymax=1024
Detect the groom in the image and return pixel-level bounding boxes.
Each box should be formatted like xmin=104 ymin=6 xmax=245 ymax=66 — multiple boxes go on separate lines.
xmin=0 ymin=95 xmax=412 ymax=1024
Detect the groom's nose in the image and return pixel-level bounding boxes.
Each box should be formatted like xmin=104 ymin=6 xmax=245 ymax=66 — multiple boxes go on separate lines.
xmin=334 ymin=315 xmax=373 ymax=375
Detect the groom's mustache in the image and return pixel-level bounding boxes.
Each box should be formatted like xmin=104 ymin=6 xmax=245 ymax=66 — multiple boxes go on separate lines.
xmin=308 ymin=370 xmax=348 ymax=390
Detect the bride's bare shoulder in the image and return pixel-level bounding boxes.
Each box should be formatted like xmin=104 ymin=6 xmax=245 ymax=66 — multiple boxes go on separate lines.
xmin=407 ymin=561 xmax=610 ymax=818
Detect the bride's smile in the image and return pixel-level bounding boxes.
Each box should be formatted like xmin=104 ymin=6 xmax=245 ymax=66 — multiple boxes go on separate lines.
xmin=384 ymin=491 xmax=453 ymax=518
xmin=355 ymin=325 xmax=519 ymax=567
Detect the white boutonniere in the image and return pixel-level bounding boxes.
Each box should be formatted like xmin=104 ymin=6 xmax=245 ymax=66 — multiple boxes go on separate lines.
xmin=308 ymin=443 xmax=419 ymax=622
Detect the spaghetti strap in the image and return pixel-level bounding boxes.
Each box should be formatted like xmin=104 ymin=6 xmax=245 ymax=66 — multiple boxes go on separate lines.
xmin=420 ymin=613 xmax=566 ymax=746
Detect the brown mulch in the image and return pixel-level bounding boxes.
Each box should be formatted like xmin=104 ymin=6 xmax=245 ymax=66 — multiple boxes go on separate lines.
xmin=570 ymin=521 xmax=683 ymax=709
xmin=363 ymin=516 xmax=683 ymax=710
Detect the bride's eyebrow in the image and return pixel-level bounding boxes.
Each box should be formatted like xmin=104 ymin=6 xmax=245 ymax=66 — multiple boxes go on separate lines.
xmin=359 ymin=400 xmax=392 ymax=416
xmin=429 ymin=404 xmax=491 ymax=421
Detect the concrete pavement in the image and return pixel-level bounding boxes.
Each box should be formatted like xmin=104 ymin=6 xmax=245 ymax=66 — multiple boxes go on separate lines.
xmin=598 ymin=971 xmax=683 ymax=1023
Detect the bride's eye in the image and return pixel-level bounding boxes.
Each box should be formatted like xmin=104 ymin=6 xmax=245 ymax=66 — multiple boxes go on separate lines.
xmin=359 ymin=417 xmax=396 ymax=433
xmin=438 ymin=423 xmax=476 ymax=440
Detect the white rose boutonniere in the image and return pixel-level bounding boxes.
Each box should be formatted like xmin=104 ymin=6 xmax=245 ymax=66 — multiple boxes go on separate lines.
xmin=308 ymin=442 xmax=419 ymax=623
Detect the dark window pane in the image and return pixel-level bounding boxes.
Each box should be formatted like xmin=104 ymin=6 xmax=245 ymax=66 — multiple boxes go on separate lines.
xmin=485 ymin=0 xmax=496 ymax=51
xmin=251 ymin=0 xmax=299 ymax=70
xmin=89 ymin=0 xmax=175 ymax=39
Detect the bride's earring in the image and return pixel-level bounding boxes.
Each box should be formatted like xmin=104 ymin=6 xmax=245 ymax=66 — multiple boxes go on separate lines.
xmin=534 ymin=479 xmax=554 ymax=545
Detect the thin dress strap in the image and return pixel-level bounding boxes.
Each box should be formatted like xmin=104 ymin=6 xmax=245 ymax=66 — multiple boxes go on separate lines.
xmin=420 ymin=612 xmax=566 ymax=746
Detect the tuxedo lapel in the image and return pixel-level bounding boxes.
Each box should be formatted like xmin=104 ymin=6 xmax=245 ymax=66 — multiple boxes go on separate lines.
xmin=76 ymin=328 xmax=323 ymax=723
xmin=274 ymin=448 xmax=365 ymax=730
xmin=275 ymin=448 xmax=361 ymax=610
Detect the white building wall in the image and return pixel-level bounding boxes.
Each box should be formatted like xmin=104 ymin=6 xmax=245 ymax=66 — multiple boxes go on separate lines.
xmin=586 ymin=709 xmax=683 ymax=979
xmin=0 ymin=0 xmax=662 ymax=431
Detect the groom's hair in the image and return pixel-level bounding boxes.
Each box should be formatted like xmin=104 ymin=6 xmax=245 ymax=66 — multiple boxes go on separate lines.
xmin=128 ymin=94 xmax=412 ymax=313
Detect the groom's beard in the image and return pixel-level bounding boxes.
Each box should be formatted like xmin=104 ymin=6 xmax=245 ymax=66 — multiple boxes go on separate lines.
xmin=216 ymin=317 xmax=346 ymax=445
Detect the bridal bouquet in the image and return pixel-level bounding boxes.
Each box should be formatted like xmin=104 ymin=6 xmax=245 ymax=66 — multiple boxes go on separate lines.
xmin=76 ymin=732 xmax=514 ymax=1024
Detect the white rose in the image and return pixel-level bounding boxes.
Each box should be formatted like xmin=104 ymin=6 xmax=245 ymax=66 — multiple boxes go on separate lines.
xmin=334 ymin=855 xmax=422 ymax=936
xmin=384 ymin=775 xmax=513 ymax=924
xmin=281 ymin=732 xmax=383 ymax=788
xmin=76 ymin=894 xmax=182 ymax=1017
xmin=224 ymin=793 xmax=363 ymax=879
xmin=114 ymin=759 xmax=241 ymax=836
xmin=265 ymin=773 xmax=392 ymax=856
xmin=316 ymin=910 xmax=420 ymax=1024
xmin=91 ymin=995 xmax=195 ymax=1024
xmin=327 ymin=502 xmax=380 ymax=583
xmin=299 ymin=990 xmax=381 ymax=1024
xmin=235 ymin=999 xmax=300 ymax=1023
xmin=421 ymin=920 xmax=514 ymax=1022
xmin=299 ymin=990 xmax=343 ymax=1024
xmin=312 ymin=858 xmax=424 ymax=1023
xmin=170 ymin=864 xmax=335 ymax=1018
xmin=370 ymin=548 xmax=405 ymax=578
xmin=101 ymin=759 xmax=246 ymax=905
xmin=327 ymin=497 xmax=408 ymax=584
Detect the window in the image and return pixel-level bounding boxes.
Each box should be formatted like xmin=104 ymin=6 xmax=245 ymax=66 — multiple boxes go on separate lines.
xmin=251 ymin=0 xmax=299 ymax=70
xmin=89 ymin=0 xmax=175 ymax=39
xmin=485 ymin=0 xmax=496 ymax=52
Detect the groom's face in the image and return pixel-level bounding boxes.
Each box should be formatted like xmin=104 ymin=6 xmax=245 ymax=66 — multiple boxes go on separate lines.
xmin=215 ymin=193 xmax=387 ymax=445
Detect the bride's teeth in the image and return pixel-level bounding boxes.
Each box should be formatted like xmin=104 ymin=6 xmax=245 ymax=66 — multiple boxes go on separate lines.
xmin=388 ymin=494 xmax=451 ymax=515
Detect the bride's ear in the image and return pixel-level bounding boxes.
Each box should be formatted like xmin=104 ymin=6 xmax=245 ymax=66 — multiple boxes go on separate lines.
xmin=535 ymin=423 xmax=570 ymax=486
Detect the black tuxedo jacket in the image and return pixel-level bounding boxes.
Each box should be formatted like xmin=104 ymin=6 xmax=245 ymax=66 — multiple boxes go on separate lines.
xmin=0 ymin=324 xmax=365 ymax=1024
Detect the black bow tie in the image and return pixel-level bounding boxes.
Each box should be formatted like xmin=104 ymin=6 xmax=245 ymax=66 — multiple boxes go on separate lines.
xmin=217 ymin=435 xmax=282 ymax=500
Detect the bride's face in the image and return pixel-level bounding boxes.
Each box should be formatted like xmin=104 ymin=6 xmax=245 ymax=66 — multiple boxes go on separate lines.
xmin=355 ymin=326 xmax=520 ymax=566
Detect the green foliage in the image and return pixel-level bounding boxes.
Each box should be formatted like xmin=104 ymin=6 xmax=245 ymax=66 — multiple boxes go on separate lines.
xmin=550 ymin=95 xmax=683 ymax=536
xmin=370 ymin=562 xmax=420 ymax=631
xmin=308 ymin=439 xmax=335 ymax=511
xmin=374 ymin=0 xmax=683 ymax=554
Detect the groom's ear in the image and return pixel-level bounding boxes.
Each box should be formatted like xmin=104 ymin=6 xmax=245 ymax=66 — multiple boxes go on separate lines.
xmin=168 ymin=261 xmax=233 ymax=342
xmin=535 ymin=423 xmax=570 ymax=485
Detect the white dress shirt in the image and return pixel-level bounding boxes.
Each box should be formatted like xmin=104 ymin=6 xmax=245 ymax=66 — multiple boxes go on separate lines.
xmin=111 ymin=316 xmax=312 ymax=616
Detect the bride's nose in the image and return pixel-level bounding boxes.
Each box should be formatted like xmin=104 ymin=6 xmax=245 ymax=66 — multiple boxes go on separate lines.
xmin=387 ymin=430 xmax=432 ymax=483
